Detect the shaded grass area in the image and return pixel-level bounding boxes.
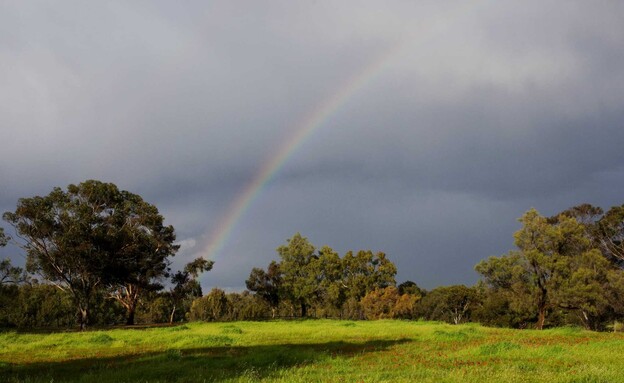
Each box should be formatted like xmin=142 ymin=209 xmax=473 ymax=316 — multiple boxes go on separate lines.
xmin=2 ymin=320 xmax=624 ymax=382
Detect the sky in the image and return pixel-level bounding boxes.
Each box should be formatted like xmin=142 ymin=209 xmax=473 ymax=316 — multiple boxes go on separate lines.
xmin=1 ymin=1 xmax=624 ymax=291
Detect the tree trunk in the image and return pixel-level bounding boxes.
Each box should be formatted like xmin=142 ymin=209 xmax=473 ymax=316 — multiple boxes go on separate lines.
xmin=169 ymin=305 xmax=177 ymax=324
xmin=536 ymin=305 xmax=546 ymax=330
xmin=126 ymin=303 xmax=136 ymax=326
xmin=79 ymin=307 xmax=89 ymax=331
xmin=300 ymin=301 xmax=307 ymax=318
xmin=113 ymin=284 xmax=140 ymax=326
xmin=536 ymin=280 xmax=548 ymax=330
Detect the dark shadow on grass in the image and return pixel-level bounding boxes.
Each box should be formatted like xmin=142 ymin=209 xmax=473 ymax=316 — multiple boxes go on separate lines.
xmin=1 ymin=339 xmax=411 ymax=382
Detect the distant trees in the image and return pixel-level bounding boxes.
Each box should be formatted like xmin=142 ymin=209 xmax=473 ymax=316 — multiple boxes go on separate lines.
xmin=245 ymin=233 xmax=399 ymax=319
xmin=6 ymin=180 xmax=624 ymax=332
xmin=416 ymin=285 xmax=477 ymax=324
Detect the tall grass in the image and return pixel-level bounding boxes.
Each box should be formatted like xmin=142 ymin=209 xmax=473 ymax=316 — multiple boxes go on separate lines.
xmin=2 ymin=320 xmax=624 ymax=382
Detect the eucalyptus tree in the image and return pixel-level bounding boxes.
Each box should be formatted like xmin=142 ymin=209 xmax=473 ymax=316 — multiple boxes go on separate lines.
xmin=515 ymin=209 xmax=593 ymax=329
xmin=476 ymin=208 xmax=604 ymax=329
xmin=103 ymin=188 xmax=180 ymax=325
xmin=246 ymin=260 xmax=281 ymax=318
xmin=3 ymin=180 xmax=179 ymax=329
xmin=598 ymin=205 xmax=624 ymax=265
xmin=276 ymin=233 xmax=318 ymax=317
xmin=169 ymin=257 xmax=213 ymax=323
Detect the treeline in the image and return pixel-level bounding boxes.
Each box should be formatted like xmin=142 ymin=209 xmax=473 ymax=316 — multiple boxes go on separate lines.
xmin=2 ymin=180 xmax=624 ymax=331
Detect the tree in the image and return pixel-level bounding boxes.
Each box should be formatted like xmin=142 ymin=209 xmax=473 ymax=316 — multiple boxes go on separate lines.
xmin=360 ymin=287 xmax=400 ymax=319
xmin=245 ymin=261 xmax=281 ymax=318
xmin=223 ymin=291 xmax=270 ymax=321
xmin=0 ymin=227 xmax=7 ymax=247
xmin=4 ymin=183 xmax=107 ymax=329
xmin=316 ymin=246 xmax=347 ymax=317
xmin=277 ymin=233 xmax=318 ymax=317
xmin=476 ymin=208 xmax=603 ymax=329
xmin=248 ymin=234 xmax=399 ymax=319
xmin=475 ymin=253 xmax=538 ymax=328
xmin=416 ymin=285 xmax=477 ymax=324
xmin=398 ymin=280 xmax=425 ymax=297
xmin=360 ymin=286 xmax=419 ymax=320
xmin=104 ymin=187 xmax=180 ymax=325
xmin=189 ymin=288 xmax=227 ymax=321
xmin=0 ymin=259 xmax=27 ymax=286
xmin=342 ymin=250 xmax=397 ymax=302
xmin=598 ymin=205 xmax=624 ymax=265
xmin=3 ymin=180 xmax=178 ymax=329
xmin=169 ymin=257 xmax=213 ymax=323
xmin=514 ymin=209 xmax=590 ymax=329
xmin=552 ymin=249 xmax=614 ymax=330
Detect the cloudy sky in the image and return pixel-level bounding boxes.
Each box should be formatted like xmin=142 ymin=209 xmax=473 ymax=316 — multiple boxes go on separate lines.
xmin=1 ymin=1 xmax=624 ymax=290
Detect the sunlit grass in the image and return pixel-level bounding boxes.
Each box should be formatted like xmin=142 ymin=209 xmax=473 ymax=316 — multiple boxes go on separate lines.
xmin=2 ymin=320 xmax=624 ymax=382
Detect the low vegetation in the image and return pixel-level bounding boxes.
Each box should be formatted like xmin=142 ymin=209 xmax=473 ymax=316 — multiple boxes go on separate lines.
xmin=2 ymin=320 xmax=624 ymax=382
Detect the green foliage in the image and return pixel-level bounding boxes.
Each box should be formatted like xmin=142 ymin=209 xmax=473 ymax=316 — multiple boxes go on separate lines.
xmin=189 ymin=288 xmax=228 ymax=321
xmin=476 ymin=206 xmax=624 ymax=330
xmin=2 ymin=284 xmax=74 ymax=328
xmin=168 ymin=257 xmax=213 ymax=324
xmin=248 ymin=233 xmax=398 ymax=319
xmin=0 ymin=258 xmax=27 ymax=286
xmin=276 ymin=233 xmax=318 ymax=317
xmin=597 ymin=204 xmax=624 ymax=262
xmin=3 ymin=180 xmax=179 ymax=329
xmin=245 ymin=261 xmax=281 ymax=317
xmin=398 ymin=280 xmax=425 ymax=296
xmin=416 ymin=285 xmax=477 ymax=324
xmin=0 ymin=227 xmax=7 ymax=247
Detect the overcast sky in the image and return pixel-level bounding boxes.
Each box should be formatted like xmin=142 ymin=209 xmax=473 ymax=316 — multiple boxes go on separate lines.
xmin=2 ymin=1 xmax=624 ymax=290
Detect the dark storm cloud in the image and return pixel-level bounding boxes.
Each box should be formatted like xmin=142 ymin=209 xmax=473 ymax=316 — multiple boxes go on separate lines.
xmin=1 ymin=1 xmax=624 ymax=289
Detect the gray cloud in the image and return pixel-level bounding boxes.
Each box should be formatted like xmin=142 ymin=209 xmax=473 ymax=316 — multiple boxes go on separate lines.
xmin=1 ymin=1 xmax=624 ymax=289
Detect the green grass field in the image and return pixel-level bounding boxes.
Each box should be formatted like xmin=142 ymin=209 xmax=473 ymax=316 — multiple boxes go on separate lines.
xmin=2 ymin=320 xmax=624 ymax=382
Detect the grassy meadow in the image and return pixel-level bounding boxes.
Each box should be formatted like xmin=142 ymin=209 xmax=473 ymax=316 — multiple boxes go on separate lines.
xmin=2 ymin=320 xmax=624 ymax=382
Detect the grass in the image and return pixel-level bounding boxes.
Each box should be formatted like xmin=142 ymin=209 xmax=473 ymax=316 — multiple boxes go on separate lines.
xmin=1 ymin=320 xmax=624 ymax=382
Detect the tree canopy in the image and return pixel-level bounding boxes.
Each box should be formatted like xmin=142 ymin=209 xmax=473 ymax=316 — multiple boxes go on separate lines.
xmin=3 ymin=180 xmax=179 ymax=328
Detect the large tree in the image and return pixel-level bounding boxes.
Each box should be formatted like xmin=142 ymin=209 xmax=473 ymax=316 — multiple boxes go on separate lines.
xmin=277 ymin=233 xmax=318 ymax=317
xmin=103 ymin=188 xmax=180 ymax=325
xmin=477 ymin=208 xmax=597 ymax=329
xmin=514 ymin=209 xmax=592 ymax=329
xmin=3 ymin=180 xmax=178 ymax=329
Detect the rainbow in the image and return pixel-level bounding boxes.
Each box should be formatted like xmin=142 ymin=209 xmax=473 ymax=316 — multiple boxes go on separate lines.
xmin=200 ymin=1 xmax=485 ymax=263
xmin=200 ymin=44 xmax=400 ymax=263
